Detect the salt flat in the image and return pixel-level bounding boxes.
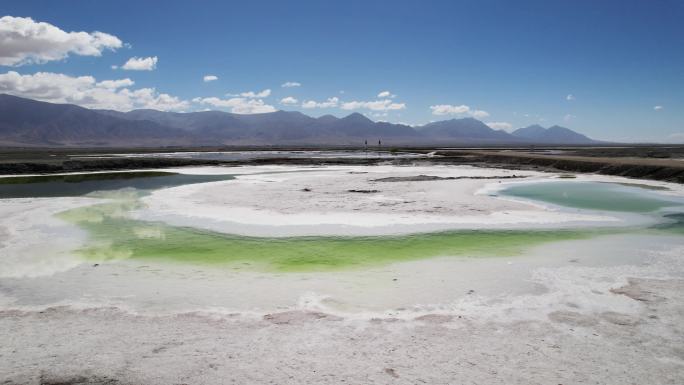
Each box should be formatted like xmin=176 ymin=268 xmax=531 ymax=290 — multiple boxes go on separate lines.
xmin=135 ymin=165 xmax=624 ymax=236
xmin=1 ymin=164 xmax=683 ymax=384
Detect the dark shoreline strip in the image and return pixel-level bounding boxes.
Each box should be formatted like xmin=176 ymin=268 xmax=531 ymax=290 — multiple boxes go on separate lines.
xmin=0 ymin=150 xmax=682 ymax=183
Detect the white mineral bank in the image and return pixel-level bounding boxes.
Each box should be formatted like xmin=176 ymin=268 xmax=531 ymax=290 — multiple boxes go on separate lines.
xmin=1 ymin=164 xmax=683 ymax=384
xmin=134 ymin=165 xmax=627 ymax=236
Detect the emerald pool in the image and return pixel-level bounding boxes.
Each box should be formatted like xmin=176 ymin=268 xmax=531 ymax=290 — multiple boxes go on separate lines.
xmin=56 ymin=198 xmax=615 ymax=272
xmin=3 ymin=170 xmax=682 ymax=272
xmin=501 ymin=181 xmax=683 ymax=212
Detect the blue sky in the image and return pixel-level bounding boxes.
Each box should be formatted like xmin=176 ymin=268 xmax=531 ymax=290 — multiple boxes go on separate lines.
xmin=0 ymin=0 xmax=682 ymax=142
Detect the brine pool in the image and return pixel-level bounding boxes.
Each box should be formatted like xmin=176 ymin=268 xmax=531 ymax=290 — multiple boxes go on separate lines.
xmin=1 ymin=169 xmax=683 ymax=273
xmin=0 ymin=165 xmax=683 ymax=315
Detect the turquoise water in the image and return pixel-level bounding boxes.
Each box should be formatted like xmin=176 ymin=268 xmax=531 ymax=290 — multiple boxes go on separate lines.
xmin=50 ymin=178 xmax=683 ymax=271
xmin=501 ymin=181 xmax=683 ymax=212
xmin=2 ymin=171 xmax=683 ymax=271
xmin=0 ymin=172 xmax=235 ymax=198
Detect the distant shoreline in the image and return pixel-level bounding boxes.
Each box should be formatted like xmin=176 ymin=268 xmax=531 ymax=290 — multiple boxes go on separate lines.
xmin=0 ymin=145 xmax=683 ymax=183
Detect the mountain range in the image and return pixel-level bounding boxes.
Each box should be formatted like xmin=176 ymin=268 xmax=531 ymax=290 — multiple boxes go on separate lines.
xmin=0 ymin=94 xmax=598 ymax=147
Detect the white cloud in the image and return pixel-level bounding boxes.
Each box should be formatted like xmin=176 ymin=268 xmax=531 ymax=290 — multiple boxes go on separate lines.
xmin=485 ymin=122 xmax=512 ymax=130
xmin=194 ymin=96 xmax=276 ymax=114
xmin=470 ymin=109 xmax=490 ymax=118
xmin=430 ymin=104 xmax=469 ymax=115
xmin=203 ymin=75 xmax=218 ymax=82
xmin=121 ymin=88 xmax=189 ymax=111
xmin=241 ymin=89 xmax=270 ymax=98
xmin=668 ymin=133 xmax=684 ymax=143
xmin=0 ymin=71 xmax=188 ymax=111
xmin=302 ymin=97 xmax=339 ymax=109
xmin=429 ymin=104 xmax=489 ymax=118
xmin=0 ymin=16 xmax=123 ymax=66
xmin=96 ymin=78 xmax=135 ymax=89
xmin=280 ymin=96 xmax=298 ymax=105
xmin=566 ymin=94 xmax=575 ymax=101
xmin=281 ymin=81 xmax=301 ymax=88
xmin=564 ymin=114 xmax=576 ymax=122
xmin=654 ymin=105 xmax=664 ymax=111
xmin=227 ymin=89 xmax=271 ymax=98
xmin=120 ymin=56 xmax=158 ymax=71
xmin=341 ymin=99 xmax=406 ymax=111
xmin=377 ymin=90 xmax=396 ymax=98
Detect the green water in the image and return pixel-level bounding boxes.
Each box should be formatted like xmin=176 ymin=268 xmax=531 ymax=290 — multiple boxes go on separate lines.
xmin=502 ymin=181 xmax=683 ymax=212
xmin=3 ymin=172 xmax=680 ymax=272
xmin=0 ymin=171 xmax=235 ymax=198
xmin=55 ymin=197 xmax=609 ymax=272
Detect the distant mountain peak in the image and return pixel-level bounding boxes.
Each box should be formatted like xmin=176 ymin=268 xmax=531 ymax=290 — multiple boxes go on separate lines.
xmin=512 ymin=124 xmax=596 ymax=144
xmin=0 ymin=94 xmax=600 ymax=146
xmin=341 ymin=112 xmax=373 ymax=123
xmin=316 ymin=114 xmax=339 ymax=123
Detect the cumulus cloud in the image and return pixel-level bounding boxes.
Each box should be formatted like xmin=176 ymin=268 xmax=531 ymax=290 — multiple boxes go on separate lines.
xmin=302 ymin=97 xmax=339 ymax=109
xmin=281 ymin=81 xmax=301 ymax=88
xmin=203 ymin=75 xmax=218 ymax=82
xmin=193 ymin=96 xmax=276 ymax=114
xmin=0 ymin=16 xmax=123 ymax=66
xmin=96 ymin=78 xmax=135 ymax=89
xmin=470 ymin=109 xmax=490 ymax=118
xmin=377 ymin=90 xmax=396 ymax=98
xmin=430 ymin=104 xmax=469 ymax=115
xmin=0 ymin=71 xmax=188 ymax=111
xmin=654 ymin=105 xmax=664 ymax=111
xmin=340 ymin=99 xmax=406 ymax=111
xmin=280 ymin=96 xmax=298 ymax=105
xmin=120 ymin=56 xmax=158 ymax=71
xmin=485 ymin=122 xmax=512 ymax=130
xmin=430 ymin=104 xmax=489 ymax=118
xmin=227 ymin=89 xmax=271 ymax=98
xmin=566 ymin=94 xmax=575 ymax=101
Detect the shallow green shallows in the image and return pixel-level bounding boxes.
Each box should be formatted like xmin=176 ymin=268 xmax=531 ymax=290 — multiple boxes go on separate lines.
xmin=502 ymin=181 xmax=682 ymax=212
xmin=56 ymin=200 xmax=609 ymax=272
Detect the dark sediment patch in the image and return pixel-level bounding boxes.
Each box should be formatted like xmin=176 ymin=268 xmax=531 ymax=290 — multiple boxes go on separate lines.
xmin=347 ymin=189 xmax=379 ymax=193
xmin=38 ymin=373 xmax=126 ymax=385
xmin=547 ymin=310 xmax=598 ymax=327
xmin=372 ymin=174 xmax=526 ymax=182
xmin=263 ymin=310 xmax=343 ymax=324
xmin=600 ymin=311 xmax=640 ymax=326
xmin=610 ymin=278 xmax=668 ymax=303
xmin=414 ymin=314 xmax=455 ymax=324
